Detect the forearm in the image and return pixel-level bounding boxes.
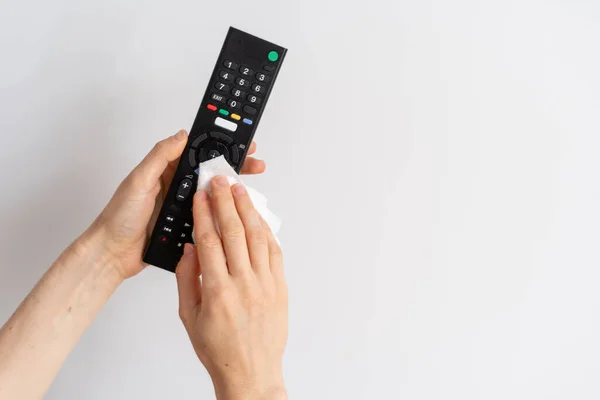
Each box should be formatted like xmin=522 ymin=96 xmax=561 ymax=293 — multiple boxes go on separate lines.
xmin=0 ymin=228 xmax=122 ymax=400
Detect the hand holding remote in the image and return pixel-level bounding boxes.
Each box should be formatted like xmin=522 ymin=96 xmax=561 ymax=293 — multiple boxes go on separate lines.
xmin=92 ymin=130 xmax=265 ymax=280
xmin=176 ymin=177 xmax=288 ymax=400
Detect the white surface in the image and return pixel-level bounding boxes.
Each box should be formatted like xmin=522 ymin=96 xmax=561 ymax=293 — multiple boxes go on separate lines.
xmin=1 ymin=1 xmax=600 ymax=399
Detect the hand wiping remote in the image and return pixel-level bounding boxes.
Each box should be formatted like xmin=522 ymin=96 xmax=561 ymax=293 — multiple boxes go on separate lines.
xmin=194 ymin=155 xmax=281 ymax=243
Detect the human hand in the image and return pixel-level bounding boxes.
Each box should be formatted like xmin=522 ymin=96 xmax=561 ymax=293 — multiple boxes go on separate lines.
xmin=85 ymin=130 xmax=266 ymax=280
xmin=176 ymin=176 xmax=288 ymax=400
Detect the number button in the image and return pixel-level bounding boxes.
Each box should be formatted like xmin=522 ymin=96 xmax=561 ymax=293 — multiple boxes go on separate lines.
xmin=235 ymin=77 xmax=251 ymax=87
xmin=219 ymin=71 xmax=233 ymax=82
xmin=227 ymin=99 xmax=241 ymax=109
xmin=215 ymin=82 xmax=230 ymax=92
xmin=223 ymin=60 xmax=239 ymax=70
xmin=251 ymin=83 xmax=264 ymax=93
xmin=255 ymin=72 xmax=270 ymax=83
xmin=239 ymin=66 xmax=254 ymax=76
xmin=211 ymin=93 xmax=225 ymax=103
xmin=247 ymin=94 xmax=262 ymax=105
xmin=231 ymin=88 xmax=246 ymax=98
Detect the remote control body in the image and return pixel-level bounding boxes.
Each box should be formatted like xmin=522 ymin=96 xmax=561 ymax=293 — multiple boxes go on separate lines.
xmin=143 ymin=27 xmax=287 ymax=272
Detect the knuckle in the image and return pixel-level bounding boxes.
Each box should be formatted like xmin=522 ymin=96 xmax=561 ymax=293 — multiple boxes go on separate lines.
xmin=245 ymin=283 xmax=266 ymax=304
xmin=244 ymin=291 xmax=262 ymax=309
xmin=205 ymin=285 xmax=235 ymax=313
xmin=207 ymin=280 xmax=230 ymax=301
xmin=127 ymin=169 xmax=146 ymax=190
xmin=247 ymin=228 xmax=268 ymax=246
xmin=270 ymin=244 xmax=283 ymax=259
xmin=178 ymin=308 xmax=188 ymax=323
xmin=261 ymin=280 xmax=277 ymax=301
xmin=221 ymin=222 xmax=246 ymax=241
xmin=153 ymin=140 xmax=167 ymax=153
xmin=280 ymin=280 xmax=289 ymax=300
xmin=198 ymin=232 xmax=222 ymax=249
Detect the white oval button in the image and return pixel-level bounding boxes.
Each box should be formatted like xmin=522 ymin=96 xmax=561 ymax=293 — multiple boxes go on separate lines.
xmin=214 ymin=117 xmax=237 ymax=132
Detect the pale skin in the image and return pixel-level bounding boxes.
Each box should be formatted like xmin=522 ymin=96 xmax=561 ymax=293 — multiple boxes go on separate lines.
xmin=0 ymin=130 xmax=288 ymax=400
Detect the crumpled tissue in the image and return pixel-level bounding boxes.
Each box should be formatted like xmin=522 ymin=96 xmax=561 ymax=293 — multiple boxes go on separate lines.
xmin=193 ymin=155 xmax=281 ymax=242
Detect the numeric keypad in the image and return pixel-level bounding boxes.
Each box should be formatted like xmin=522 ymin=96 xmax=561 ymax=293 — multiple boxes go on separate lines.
xmin=208 ymin=59 xmax=270 ymax=119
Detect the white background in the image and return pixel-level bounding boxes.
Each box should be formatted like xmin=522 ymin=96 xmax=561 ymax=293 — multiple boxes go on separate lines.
xmin=1 ymin=0 xmax=600 ymax=399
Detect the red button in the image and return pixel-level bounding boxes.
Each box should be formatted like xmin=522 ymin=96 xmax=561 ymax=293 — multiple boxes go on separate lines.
xmin=207 ymin=104 xmax=217 ymax=111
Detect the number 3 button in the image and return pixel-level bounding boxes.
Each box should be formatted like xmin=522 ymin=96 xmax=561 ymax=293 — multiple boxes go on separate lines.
xmin=255 ymin=72 xmax=270 ymax=83
xmin=247 ymin=94 xmax=262 ymax=105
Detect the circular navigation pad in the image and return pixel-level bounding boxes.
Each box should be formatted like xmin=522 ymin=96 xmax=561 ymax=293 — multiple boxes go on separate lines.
xmin=187 ymin=131 xmax=240 ymax=169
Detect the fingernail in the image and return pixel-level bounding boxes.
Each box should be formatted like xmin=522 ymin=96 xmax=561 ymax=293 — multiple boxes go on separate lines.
xmin=232 ymin=184 xmax=246 ymax=196
xmin=213 ymin=175 xmax=228 ymax=187
xmin=174 ymin=130 xmax=187 ymax=140
xmin=183 ymin=243 xmax=194 ymax=256
xmin=196 ymin=190 xmax=208 ymax=201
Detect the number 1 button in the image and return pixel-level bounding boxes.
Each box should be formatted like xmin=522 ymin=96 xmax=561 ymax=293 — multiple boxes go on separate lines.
xmin=223 ymin=60 xmax=238 ymax=69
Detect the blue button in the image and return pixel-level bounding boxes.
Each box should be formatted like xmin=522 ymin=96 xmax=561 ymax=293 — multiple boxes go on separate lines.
xmin=242 ymin=118 xmax=253 ymax=125
xmin=194 ymin=168 xmax=199 ymax=175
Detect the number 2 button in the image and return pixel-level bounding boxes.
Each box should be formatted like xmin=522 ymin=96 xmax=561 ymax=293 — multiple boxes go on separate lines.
xmin=240 ymin=66 xmax=254 ymax=76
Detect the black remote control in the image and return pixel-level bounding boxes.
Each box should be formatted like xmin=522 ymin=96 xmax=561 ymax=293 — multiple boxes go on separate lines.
xmin=143 ymin=27 xmax=287 ymax=273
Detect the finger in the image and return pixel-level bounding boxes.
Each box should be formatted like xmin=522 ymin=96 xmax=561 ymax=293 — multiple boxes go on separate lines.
xmin=231 ymin=184 xmax=270 ymax=277
xmin=193 ymin=190 xmax=229 ymax=285
xmin=211 ymin=176 xmax=252 ymax=277
xmin=247 ymin=141 xmax=257 ymax=155
xmin=258 ymin=215 xmax=284 ymax=281
xmin=133 ymin=130 xmax=188 ymax=191
xmin=240 ymin=157 xmax=266 ymax=175
xmin=161 ymin=156 xmax=181 ymax=188
xmin=175 ymin=243 xmax=202 ymax=320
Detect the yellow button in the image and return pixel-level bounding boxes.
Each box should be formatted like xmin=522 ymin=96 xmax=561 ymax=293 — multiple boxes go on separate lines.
xmin=231 ymin=113 xmax=241 ymax=121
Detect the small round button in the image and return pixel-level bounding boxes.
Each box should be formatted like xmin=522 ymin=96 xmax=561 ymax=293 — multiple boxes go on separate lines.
xmin=268 ymin=51 xmax=279 ymax=62
xmin=198 ymin=140 xmax=230 ymax=163
xmin=158 ymin=235 xmax=169 ymax=244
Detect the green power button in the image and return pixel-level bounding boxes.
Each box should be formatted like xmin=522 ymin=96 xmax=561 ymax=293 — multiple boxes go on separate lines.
xmin=268 ymin=51 xmax=279 ymax=62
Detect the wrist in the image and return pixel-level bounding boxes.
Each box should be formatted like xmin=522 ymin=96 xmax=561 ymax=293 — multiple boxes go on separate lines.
xmin=213 ymin=376 xmax=287 ymax=400
xmin=71 ymin=224 xmax=125 ymax=289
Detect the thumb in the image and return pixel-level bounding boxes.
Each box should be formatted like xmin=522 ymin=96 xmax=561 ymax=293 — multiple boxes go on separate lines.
xmin=133 ymin=130 xmax=188 ymax=191
xmin=176 ymin=243 xmax=202 ymax=321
